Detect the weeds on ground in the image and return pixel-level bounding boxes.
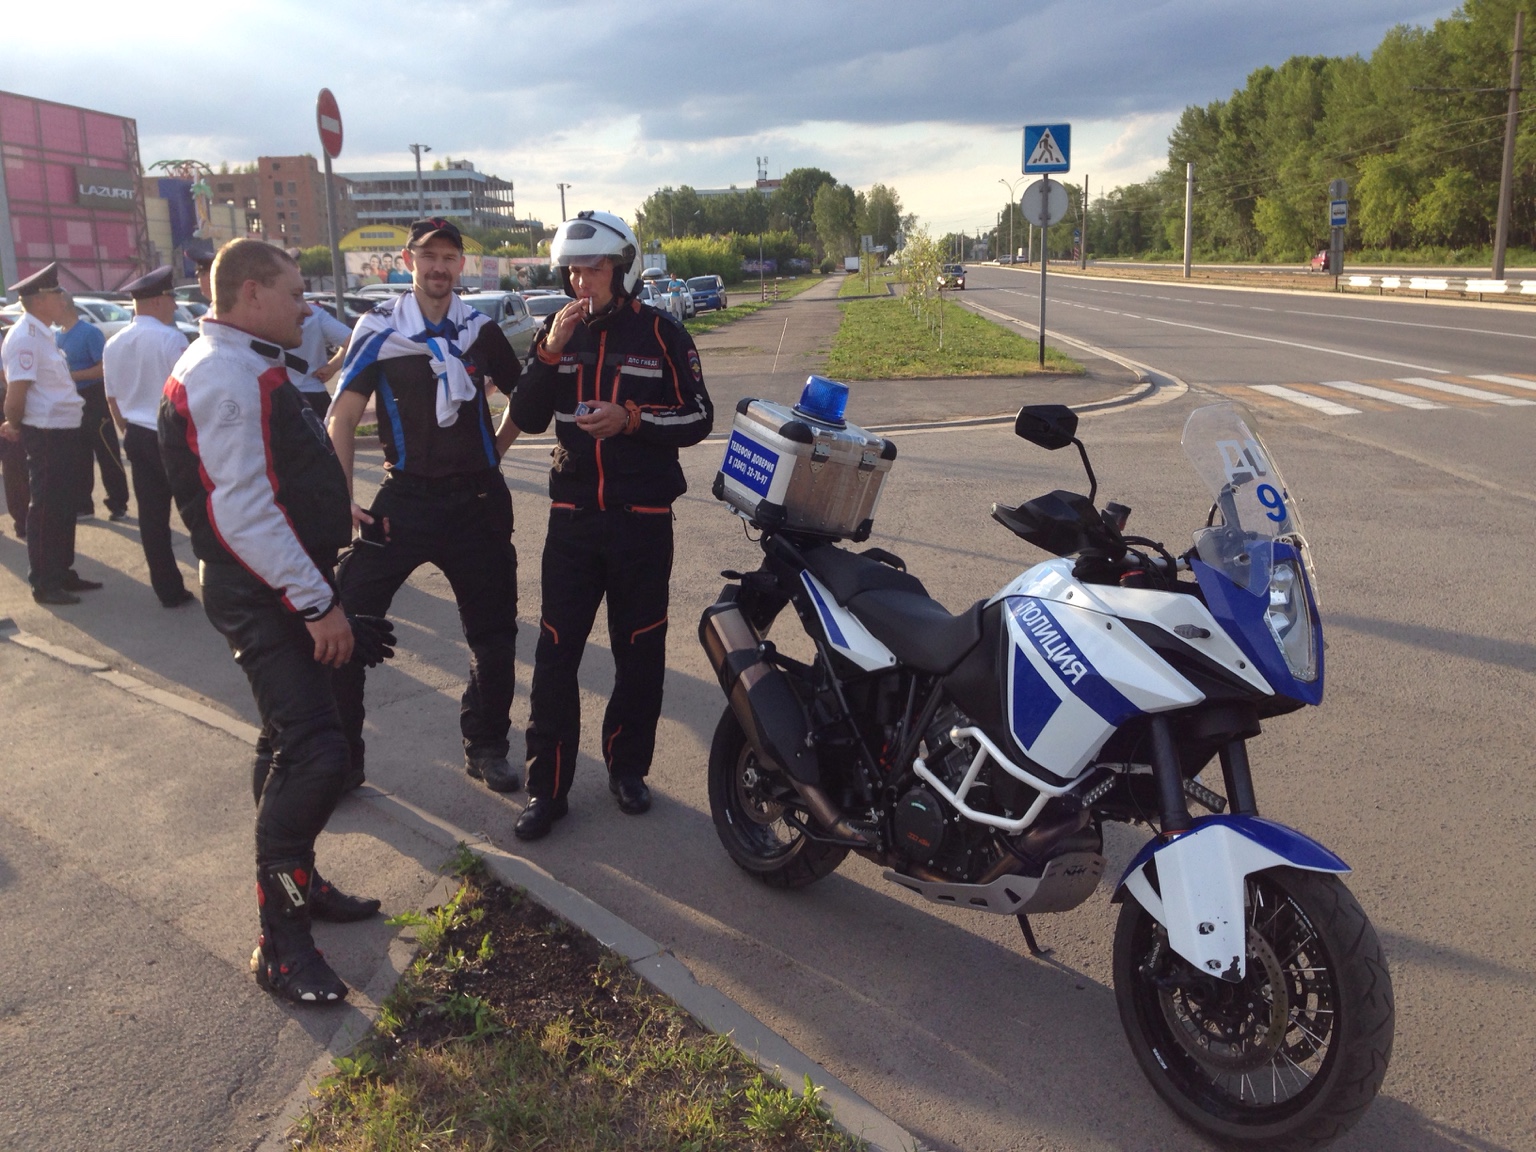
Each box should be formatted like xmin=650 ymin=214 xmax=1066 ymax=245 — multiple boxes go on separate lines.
xmin=294 ymin=867 xmax=865 ymax=1152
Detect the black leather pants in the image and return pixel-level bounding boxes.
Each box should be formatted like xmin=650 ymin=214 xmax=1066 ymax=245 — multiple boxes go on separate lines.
xmin=201 ymin=564 xmax=349 ymax=865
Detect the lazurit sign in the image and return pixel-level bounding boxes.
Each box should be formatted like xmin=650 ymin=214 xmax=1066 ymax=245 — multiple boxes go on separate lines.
xmin=74 ymin=165 xmax=137 ymax=210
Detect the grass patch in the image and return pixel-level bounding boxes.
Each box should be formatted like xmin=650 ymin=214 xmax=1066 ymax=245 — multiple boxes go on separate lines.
xmin=837 ymin=271 xmax=896 ymax=298
xmin=824 ymin=296 xmax=1082 ymax=379
xmin=293 ymin=865 xmax=863 ymax=1152
xmin=685 ymin=276 xmax=828 ymax=336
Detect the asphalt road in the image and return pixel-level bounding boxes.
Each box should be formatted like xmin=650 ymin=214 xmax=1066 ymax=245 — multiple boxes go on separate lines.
xmin=3 ymin=275 xmax=1534 ymax=1150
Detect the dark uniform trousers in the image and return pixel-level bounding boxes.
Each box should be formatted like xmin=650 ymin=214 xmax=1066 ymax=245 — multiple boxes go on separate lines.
xmin=0 ymin=424 xmax=27 ymax=536
xmin=121 ymin=423 xmax=188 ymax=604
xmin=201 ymin=563 xmax=349 ymax=864
xmin=75 ymin=382 xmax=129 ymax=516
xmin=19 ymin=425 xmax=82 ymax=593
xmin=334 ymin=469 xmax=518 ymax=772
xmin=525 ymin=506 xmax=673 ymax=801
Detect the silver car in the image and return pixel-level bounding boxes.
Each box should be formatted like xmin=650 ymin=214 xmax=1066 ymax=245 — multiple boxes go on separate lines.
xmin=461 ymin=291 xmax=542 ymax=359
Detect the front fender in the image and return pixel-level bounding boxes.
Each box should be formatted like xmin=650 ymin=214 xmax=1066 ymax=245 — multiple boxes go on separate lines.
xmin=1115 ymin=815 xmax=1349 ymax=982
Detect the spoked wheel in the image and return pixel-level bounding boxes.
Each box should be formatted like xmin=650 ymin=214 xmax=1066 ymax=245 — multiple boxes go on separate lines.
xmin=1113 ymin=867 xmax=1394 ymax=1150
xmin=707 ymin=709 xmax=847 ymax=889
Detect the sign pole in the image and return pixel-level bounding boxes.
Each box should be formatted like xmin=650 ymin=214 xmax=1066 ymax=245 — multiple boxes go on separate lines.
xmin=324 ymin=152 xmax=345 ymax=320
xmin=1038 ymin=187 xmax=1048 ymax=368
xmin=1183 ymin=163 xmax=1194 ymax=279
xmin=1329 ymin=178 xmax=1348 ymax=290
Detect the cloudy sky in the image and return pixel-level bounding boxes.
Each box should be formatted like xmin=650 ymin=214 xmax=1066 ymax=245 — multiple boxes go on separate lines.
xmin=9 ymin=0 xmax=1455 ymax=234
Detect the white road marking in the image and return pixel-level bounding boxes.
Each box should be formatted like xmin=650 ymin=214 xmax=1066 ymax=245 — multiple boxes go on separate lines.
xmin=1137 ymin=314 xmax=1447 ymax=372
xmin=1250 ymin=385 xmax=1361 ymax=415
xmin=1316 ymin=381 xmax=1443 ymax=409
xmin=1470 ymin=373 xmax=1536 ymax=391
xmin=1284 ymin=309 xmax=1536 ymax=341
xmin=1395 ymin=377 xmax=1536 ymax=405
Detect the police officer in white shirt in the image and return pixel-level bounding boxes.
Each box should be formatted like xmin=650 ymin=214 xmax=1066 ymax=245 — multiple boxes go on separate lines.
xmin=292 ymin=302 xmax=352 ymax=419
xmin=103 ymin=265 xmax=194 ymax=607
xmin=0 ymin=263 xmax=100 ymax=605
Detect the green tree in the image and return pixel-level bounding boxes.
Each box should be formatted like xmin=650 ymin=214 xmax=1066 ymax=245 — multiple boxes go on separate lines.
xmin=297 ymin=246 xmax=332 ymax=277
xmin=771 ymin=168 xmax=837 ymax=240
xmin=812 ymin=183 xmax=858 ymax=258
xmin=857 ymin=184 xmax=905 ymax=251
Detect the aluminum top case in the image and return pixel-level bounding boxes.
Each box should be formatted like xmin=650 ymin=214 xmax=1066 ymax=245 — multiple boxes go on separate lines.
xmin=713 ymin=394 xmax=897 ymax=542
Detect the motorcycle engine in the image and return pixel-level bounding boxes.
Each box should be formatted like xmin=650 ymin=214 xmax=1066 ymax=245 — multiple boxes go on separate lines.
xmin=893 ymin=787 xmax=946 ymax=864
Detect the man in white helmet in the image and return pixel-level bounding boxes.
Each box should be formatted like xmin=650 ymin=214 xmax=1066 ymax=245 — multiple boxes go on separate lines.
xmin=504 ymin=210 xmax=713 ymax=840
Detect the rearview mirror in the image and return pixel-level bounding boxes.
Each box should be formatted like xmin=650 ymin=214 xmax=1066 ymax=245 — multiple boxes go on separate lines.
xmin=1014 ymin=404 xmax=1078 ymax=450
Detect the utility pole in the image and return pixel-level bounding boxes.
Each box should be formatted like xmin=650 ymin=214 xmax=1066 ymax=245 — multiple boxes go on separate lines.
xmin=999 ymin=175 xmax=1026 ymax=261
xmin=1494 ymin=10 xmax=1525 ymax=279
xmin=409 ymin=143 xmax=431 ymax=215
xmin=1028 ymin=223 xmax=1034 ymax=265
xmin=1080 ymin=175 xmax=1089 ymax=270
xmin=557 ymin=182 xmax=572 ymax=222
xmin=1183 ymin=162 xmax=1195 ymax=279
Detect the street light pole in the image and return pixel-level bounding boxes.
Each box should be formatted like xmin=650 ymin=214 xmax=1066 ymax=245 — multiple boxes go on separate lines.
xmin=556 ymin=182 xmax=572 ymax=222
xmin=999 ymin=176 xmax=1027 ymax=261
xmin=409 ymin=143 xmax=431 ymax=215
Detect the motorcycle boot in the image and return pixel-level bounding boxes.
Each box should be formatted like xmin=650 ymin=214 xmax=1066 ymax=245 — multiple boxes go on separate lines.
xmin=309 ymin=869 xmax=382 ymax=922
xmin=251 ymin=858 xmax=348 ymax=1004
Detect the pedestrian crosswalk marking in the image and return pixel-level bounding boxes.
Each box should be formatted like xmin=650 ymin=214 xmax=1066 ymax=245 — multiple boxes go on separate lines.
xmin=1394 ymin=377 xmax=1536 ymax=406
xmin=1469 ymin=373 xmax=1536 ymax=392
xmin=1316 ymin=381 xmax=1443 ymax=410
xmin=1249 ymin=385 xmax=1361 ymax=416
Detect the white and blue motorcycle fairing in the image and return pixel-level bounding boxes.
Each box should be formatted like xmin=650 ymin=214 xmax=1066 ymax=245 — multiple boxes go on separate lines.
xmin=1116 ymin=815 xmax=1349 ymax=982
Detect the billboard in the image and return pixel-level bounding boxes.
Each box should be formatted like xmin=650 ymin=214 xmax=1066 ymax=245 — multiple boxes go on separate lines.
xmin=1 ymin=90 xmax=151 ymax=294
xmin=345 ymin=250 xmax=503 ymax=290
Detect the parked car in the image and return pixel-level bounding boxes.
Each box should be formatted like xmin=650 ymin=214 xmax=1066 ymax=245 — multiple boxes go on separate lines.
xmin=523 ymin=292 xmax=573 ymax=330
xmin=173 ymin=285 xmax=208 ymax=307
xmin=1310 ymin=248 xmax=1332 ymax=273
xmin=356 ymin=282 xmax=413 ymax=299
xmin=172 ymin=305 xmax=201 ymax=340
xmin=996 ymin=254 xmax=1016 ymax=265
xmin=460 ymin=291 xmax=542 ymax=359
xmin=306 ymin=292 xmax=377 ymax=328
xmin=71 ymin=296 xmax=134 ymax=337
xmin=938 ymin=264 xmax=966 ymax=290
xmin=686 ymin=275 xmax=728 ymax=312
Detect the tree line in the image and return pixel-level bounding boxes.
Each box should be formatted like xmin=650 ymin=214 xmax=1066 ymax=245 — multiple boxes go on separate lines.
xmin=636 ymin=169 xmax=912 ymax=269
xmin=990 ymin=0 xmax=1536 ymax=263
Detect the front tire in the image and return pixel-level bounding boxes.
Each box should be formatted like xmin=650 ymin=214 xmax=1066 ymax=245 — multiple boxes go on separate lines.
xmin=707 ymin=709 xmax=847 ymax=889
xmin=1113 ymin=867 xmax=1393 ymax=1149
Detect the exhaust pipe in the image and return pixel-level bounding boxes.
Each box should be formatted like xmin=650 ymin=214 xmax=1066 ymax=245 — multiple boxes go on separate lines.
xmin=700 ymin=597 xmax=873 ymax=845
xmin=979 ymin=806 xmax=1092 ymax=884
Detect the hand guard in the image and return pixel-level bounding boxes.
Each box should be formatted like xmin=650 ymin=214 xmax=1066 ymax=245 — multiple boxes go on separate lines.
xmin=347 ymin=614 xmax=397 ymax=667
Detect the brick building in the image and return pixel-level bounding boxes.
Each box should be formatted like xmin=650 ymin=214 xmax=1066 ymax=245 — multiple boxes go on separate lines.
xmin=211 ymin=155 xmax=355 ymax=249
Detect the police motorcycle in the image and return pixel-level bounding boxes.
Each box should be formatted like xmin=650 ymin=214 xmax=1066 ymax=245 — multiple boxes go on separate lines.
xmin=699 ymin=377 xmax=1394 ymax=1148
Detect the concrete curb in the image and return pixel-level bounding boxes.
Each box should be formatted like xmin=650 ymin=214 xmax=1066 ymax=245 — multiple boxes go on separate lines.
xmin=4 ymin=624 xmax=922 ymax=1152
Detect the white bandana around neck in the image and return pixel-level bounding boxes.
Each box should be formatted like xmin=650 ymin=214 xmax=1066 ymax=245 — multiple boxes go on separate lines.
xmin=336 ymin=291 xmax=491 ymax=427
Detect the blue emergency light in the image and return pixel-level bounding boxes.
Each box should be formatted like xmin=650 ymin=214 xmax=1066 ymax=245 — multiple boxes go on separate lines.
xmin=794 ymin=375 xmax=849 ymax=427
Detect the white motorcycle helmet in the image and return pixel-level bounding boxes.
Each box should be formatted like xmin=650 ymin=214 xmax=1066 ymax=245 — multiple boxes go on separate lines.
xmin=549 ymin=210 xmax=642 ymax=300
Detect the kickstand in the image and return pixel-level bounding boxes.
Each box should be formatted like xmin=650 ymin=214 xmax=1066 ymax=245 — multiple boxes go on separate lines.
xmin=1017 ymin=914 xmax=1051 ymax=957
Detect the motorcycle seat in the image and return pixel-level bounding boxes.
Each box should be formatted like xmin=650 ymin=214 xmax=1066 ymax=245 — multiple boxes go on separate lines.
xmin=802 ymin=544 xmax=929 ymax=603
xmin=847 ymin=589 xmax=985 ymax=674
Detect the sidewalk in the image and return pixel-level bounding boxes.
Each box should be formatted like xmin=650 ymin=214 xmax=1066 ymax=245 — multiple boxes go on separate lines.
xmin=694 ymin=272 xmax=1143 ymax=423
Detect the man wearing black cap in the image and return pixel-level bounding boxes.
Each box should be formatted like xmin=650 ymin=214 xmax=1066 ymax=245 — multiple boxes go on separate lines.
xmin=56 ymin=297 xmax=129 ymax=521
xmin=0 ymin=263 xmax=100 ymax=604
xmin=104 ymin=265 xmax=193 ymax=607
xmin=327 ymin=217 xmax=524 ymax=795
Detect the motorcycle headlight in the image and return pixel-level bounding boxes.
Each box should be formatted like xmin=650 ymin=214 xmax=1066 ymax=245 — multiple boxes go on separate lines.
xmin=1265 ymin=560 xmax=1317 ymax=681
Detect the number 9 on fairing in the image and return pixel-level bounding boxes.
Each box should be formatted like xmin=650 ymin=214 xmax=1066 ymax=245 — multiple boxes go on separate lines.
xmin=1256 ymin=483 xmax=1287 ymax=523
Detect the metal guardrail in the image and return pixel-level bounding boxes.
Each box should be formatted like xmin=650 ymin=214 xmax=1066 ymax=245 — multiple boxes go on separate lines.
xmin=1343 ymin=274 xmax=1536 ymax=296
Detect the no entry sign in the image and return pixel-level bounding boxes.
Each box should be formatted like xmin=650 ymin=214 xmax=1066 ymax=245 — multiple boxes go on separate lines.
xmin=316 ymin=89 xmax=343 ymax=159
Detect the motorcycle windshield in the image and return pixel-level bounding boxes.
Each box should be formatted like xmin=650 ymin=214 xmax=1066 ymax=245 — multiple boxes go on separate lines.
xmin=1180 ymin=402 xmax=1313 ymax=594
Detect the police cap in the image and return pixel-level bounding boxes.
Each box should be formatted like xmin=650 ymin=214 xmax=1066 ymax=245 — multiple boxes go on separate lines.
xmin=7 ymin=262 xmax=61 ymax=297
xmin=185 ymin=239 xmax=217 ymax=268
xmin=122 ymin=265 xmax=175 ymax=299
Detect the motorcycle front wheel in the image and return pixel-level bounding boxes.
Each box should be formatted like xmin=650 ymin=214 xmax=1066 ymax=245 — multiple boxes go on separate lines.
xmin=1113 ymin=867 xmax=1394 ymax=1150
xmin=707 ymin=709 xmax=848 ymax=889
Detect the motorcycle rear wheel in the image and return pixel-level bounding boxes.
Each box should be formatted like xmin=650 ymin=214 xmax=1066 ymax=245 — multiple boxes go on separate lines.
xmin=707 ymin=709 xmax=848 ymax=889
xmin=1113 ymin=867 xmax=1393 ymax=1150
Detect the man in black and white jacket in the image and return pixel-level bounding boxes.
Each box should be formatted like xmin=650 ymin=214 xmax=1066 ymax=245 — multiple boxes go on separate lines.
xmin=161 ymin=239 xmax=391 ymax=1006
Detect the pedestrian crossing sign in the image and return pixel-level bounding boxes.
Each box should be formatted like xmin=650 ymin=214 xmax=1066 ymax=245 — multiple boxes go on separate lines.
xmin=1024 ymin=124 xmax=1071 ymax=173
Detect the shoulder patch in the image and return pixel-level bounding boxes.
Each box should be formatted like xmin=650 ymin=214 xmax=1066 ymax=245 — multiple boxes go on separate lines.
xmin=687 ymin=348 xmax=702 ymax=382
xmin=18 ymin=350 xmax=33 ymax=372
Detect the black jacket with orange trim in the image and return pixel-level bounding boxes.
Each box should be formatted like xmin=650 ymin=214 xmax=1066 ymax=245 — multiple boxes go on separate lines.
xmin=509 ymin=298 xmax=713 ymax=510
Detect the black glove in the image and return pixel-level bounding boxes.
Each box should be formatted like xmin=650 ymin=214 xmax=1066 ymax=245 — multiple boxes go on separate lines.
xmin=347 ymin=613 xmax=397 ymax=667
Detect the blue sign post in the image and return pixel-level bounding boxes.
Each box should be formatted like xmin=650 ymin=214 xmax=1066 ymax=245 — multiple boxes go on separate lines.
xmin=1330 ymin=199 xmax=1348 ymax=228
xmin=1023 ymin=124 xmax=1071 ymax=174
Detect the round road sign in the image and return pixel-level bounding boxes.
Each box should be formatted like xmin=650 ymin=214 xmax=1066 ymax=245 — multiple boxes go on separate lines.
xmin=316 ymin=89 xmax=343 ymax=159
xmin=1022 ymin=178 xmax=1068 ymax=228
